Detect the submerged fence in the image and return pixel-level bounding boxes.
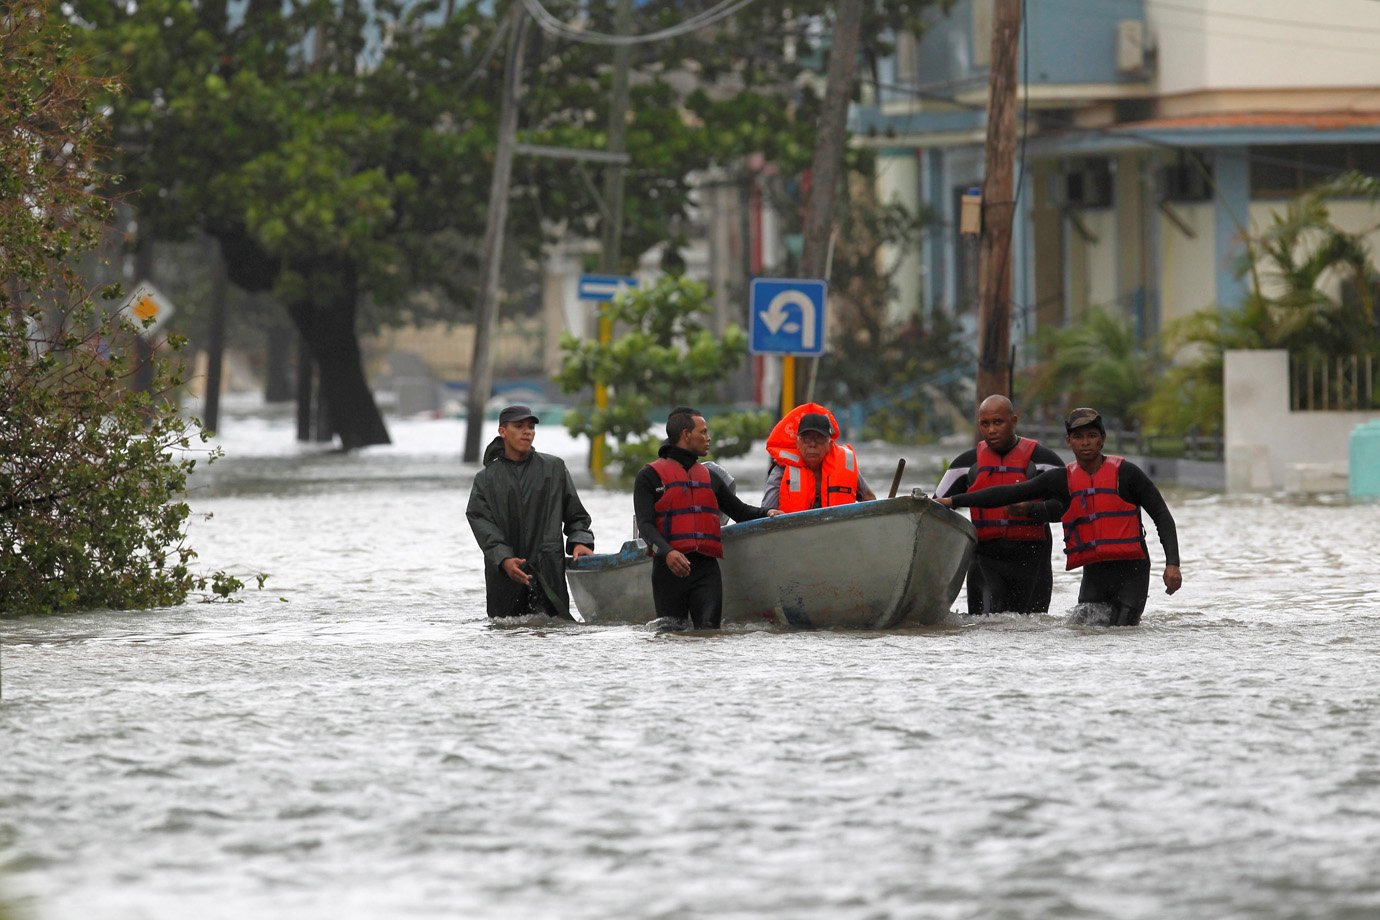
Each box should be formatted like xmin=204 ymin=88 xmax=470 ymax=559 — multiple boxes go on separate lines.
xmin=1290 ymin=353 xmax=1378 ymax=412
xmin=1021 ymin=421 xmax=1224 ymax=462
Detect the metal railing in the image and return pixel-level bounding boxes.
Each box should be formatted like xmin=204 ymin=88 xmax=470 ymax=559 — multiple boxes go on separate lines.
xmin=1290 ymin=353 xmax=1378 ymax=411
xmin=1021 ymin=421 xmax=1224 ymax=461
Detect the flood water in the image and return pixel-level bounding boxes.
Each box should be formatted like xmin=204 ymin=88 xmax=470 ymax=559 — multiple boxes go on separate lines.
xmin=3 ymin=410 xmax=1380 ymax=920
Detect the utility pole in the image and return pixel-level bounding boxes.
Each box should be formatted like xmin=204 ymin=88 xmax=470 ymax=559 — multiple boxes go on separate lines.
xmin=976 ymin=0 xmax=1021 ymax=401
xmin=463 ymin=1 xmax=531 ymax=463
xmin=590 ymin=0 xmax=633 ymax=481
xmin=798 ymin=0 xmax=863 ymax=403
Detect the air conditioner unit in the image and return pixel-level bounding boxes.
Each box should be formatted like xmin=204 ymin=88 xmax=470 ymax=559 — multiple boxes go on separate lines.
xmin=1160 ymin=160 xmax=1213 ymax=202
xmin=1065 ymin=161 xmax=1113 ymax=208
xmin=1116 ymin=20 xmax=1146 ymax=75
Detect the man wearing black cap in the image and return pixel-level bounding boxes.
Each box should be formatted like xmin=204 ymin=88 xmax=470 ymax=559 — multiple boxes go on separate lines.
xmin=466 ymin=405 xmax=595 ymax=619
xmin=633 ymin=406 xmax=780 ymax=630
xmin=934 ymin=394 xmax=1065 ymax=616
xmin=762 ymin=404 xmax=875 ymax=512
xmin=936 ymin=407 xmax=1182 ymax=626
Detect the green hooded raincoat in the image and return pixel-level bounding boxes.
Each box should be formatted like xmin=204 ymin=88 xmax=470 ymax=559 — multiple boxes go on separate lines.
xmin=466 ymin=444 xmax=594 ymax=618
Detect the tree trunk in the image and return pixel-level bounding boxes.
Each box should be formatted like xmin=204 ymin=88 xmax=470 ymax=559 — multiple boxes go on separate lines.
xmin=264 ymin=311 xmax=294 ymax=403
xmin=202 ymin=237 xmax=229 ymax=433
xmin=799 ymin=0 xmax=863 ymax=402
xmin=286 ymin=266 xmax=390 ymax=450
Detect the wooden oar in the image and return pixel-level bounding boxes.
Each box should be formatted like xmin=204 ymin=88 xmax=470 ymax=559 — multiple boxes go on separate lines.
xmin=888 ymin=458 xmax=906 ymax=498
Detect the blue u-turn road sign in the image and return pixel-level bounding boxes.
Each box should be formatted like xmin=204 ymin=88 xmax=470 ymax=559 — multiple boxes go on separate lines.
xmin=749 ymin=278 xmax=828 ymax=356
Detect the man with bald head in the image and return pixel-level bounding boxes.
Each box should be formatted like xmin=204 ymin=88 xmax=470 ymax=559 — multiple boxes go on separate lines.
xmin=934 ymin=395 xmax=1064 ymax=615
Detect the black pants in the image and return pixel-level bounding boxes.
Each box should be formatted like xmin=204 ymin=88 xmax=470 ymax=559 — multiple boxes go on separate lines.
xmin=651 ymin=553 xmax=723 ymax=629
xmin=966 ymin=553 xmax=1053 ymax=615
xmin=1077 ymin=558 xmax=1151 ymax=626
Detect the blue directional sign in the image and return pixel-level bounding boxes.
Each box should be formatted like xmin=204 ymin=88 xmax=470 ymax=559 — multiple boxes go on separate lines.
xmin=749 ymin=278 xmax=828 ymax=356
xmin=578 ymin=274 xmax=638 ymax=302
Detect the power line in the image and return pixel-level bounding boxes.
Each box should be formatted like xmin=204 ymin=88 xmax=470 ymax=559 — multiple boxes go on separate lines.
xmin=519 ymin=0 xmax=761 ymax=46
xmin=1146 ymin=0 xmax=1380 ymax=36
xmin=456 ymin=17 xmax=511 ymax=96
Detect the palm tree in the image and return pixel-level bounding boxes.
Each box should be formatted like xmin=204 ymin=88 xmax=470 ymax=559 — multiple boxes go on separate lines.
xmin=1021 ymin=306 xmax=1154 ymax=428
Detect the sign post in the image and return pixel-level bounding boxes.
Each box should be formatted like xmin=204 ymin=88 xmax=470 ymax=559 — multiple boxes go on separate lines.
xmin=749 ymin=278 xmax=828 ymax=418
xmin=578 ymin=275 xmax=637 ymax=480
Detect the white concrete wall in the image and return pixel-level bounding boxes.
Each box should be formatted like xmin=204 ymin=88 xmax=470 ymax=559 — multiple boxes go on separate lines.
xmin=1150 ymin=0 xmax=1380 ymax=97
xmin=1224 ymin=349 xmax=1380 ymax=492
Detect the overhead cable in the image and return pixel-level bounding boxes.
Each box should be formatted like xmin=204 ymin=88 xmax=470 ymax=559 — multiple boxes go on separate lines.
xmin=518 ymin=0 xmax=761 ymax=46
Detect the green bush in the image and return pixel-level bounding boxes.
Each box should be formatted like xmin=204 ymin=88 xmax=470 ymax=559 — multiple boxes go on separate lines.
xmin=1 ymin=4 xmax=229 ymax=616
xmin=557 ymin=275 xmax=768 ymax=475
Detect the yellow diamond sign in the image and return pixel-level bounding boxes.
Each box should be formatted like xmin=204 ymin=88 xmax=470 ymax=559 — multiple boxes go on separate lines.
xmin=120 ymin=281 xmax=175 ymax=337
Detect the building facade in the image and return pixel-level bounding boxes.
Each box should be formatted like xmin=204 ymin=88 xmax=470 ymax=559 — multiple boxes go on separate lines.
xmin=854 ymin=0 xmax=1380 ymax=354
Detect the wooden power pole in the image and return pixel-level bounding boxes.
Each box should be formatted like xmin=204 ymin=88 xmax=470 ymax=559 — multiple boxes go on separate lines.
xmin=463 ymin=2 xmax=531 ymax=463
xmin=976 ymin=0 xmax=1021 ymax=401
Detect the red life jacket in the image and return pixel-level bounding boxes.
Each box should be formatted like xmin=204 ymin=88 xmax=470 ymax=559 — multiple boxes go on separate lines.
xmin=968 ymin=437 xmax=1046 ymax=542
xmin=775 ymin=442 xmax=861 ymax=513
xmin=650 ymin=457 xmax=724 ymax=558
xmin=1060 ymin=456 xmax=1147 ymax=569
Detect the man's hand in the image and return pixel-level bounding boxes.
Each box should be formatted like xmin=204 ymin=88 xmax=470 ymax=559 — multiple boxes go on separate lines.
xmin=934 ymin=496 xmax=954 ymax=508
xmin=766 ymin=509 xmax=784 ymax=517
xmin=1163 ymin=564 xmax=1182 ymax=595
xmin=501 ymin=557 xmax=533 ymax=586
xmin=571 ymin=544 xmax=594 ymax=560
xmin=666 ymin=549 xmax=692 ymax=577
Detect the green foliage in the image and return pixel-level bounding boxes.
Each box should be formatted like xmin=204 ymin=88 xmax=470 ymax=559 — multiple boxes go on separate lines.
xmin=1144 ymin=172 xmax=1380 ymax=438
xmin=556 ymin=276 xmax=766 ymax=473
xmin=1 ymin=2 xmax=230 ymax=616
xmin=1019 ymin=307 xmax=1155 ymax=428
xmin=813 ymin=182 xmax=962 ymax=443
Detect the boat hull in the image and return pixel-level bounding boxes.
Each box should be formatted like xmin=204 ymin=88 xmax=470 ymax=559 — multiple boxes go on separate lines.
xmin=565 ymin=491 xmax=976 ymax=628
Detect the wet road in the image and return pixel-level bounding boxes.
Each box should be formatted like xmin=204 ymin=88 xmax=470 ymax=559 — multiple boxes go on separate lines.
xmin=3 ymin=415 xmax=1379 ymax=919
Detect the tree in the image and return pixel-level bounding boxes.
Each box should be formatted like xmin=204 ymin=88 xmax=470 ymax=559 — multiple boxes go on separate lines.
xmin=556 ymin=276 xmax=772 ymax=474
xmin=1143 ymin=171 xmax=1380 ymax=437
xmin=1 ymin=2 xmax=222 ymax=615
xmin=1019 ymin=307 xmax=1154 ymax=429
xmin=812 ymin=172 xmax=965 ymax=442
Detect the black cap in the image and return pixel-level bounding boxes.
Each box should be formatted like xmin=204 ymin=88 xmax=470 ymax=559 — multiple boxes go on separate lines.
xmin=498 ymin=405 xmax=540 ymax=426
xmin=1065 ymin=407 xmax=1104 ymax=434
xmin=797 ymin=412 xmax=833 ymax=438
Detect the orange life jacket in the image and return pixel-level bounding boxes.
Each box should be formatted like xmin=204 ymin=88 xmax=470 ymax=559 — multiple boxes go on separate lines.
xmin=650 ymin=458 xmax=724 ymax=558
xmin=1060 ymin=456 xmax=1146 ymax=569
xmin=765 ymin=403 xmax=860 ymax=513
xmin=968 ymin=437 xmax=1046 ymax=542
xmin=775 ymin=443 xmax=861 ymax=513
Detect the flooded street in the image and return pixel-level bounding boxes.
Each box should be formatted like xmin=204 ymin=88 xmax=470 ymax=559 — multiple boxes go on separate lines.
xmin=3 ymin=413 xmax=1380 ymax=920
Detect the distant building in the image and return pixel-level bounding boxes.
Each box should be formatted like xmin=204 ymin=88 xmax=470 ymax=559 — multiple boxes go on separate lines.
xmin=853 ymin=0 xmax=1380 ymax=354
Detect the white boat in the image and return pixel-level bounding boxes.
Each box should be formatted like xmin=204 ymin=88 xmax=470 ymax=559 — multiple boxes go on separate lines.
xmin=565 ymin=490 xmax=976 ymax=628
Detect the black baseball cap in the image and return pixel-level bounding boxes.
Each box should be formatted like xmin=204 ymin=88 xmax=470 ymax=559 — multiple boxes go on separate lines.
xmin=498 ymin=405 xmax=540 ymax=425
xmin=1065 ymin=407 xmax=1104 ymax=434
xmin=797 ymin=412 xmax=833 ymax=438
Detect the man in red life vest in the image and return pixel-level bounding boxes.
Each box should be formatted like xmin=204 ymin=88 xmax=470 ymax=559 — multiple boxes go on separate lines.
xmin=934 ymin=395 xmax=1064 ymax=615
xmin=936 ymin=407 xmax=1182 ymax=626
xmin=632 ymin=406 xmax=780 ymax=630
xmin=763 ymin=404 xmax=876 ymax=512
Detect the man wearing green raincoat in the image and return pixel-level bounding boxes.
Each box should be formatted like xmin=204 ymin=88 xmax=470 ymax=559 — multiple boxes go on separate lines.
xmin=466 ymin=405 xmax=595 ymax=619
